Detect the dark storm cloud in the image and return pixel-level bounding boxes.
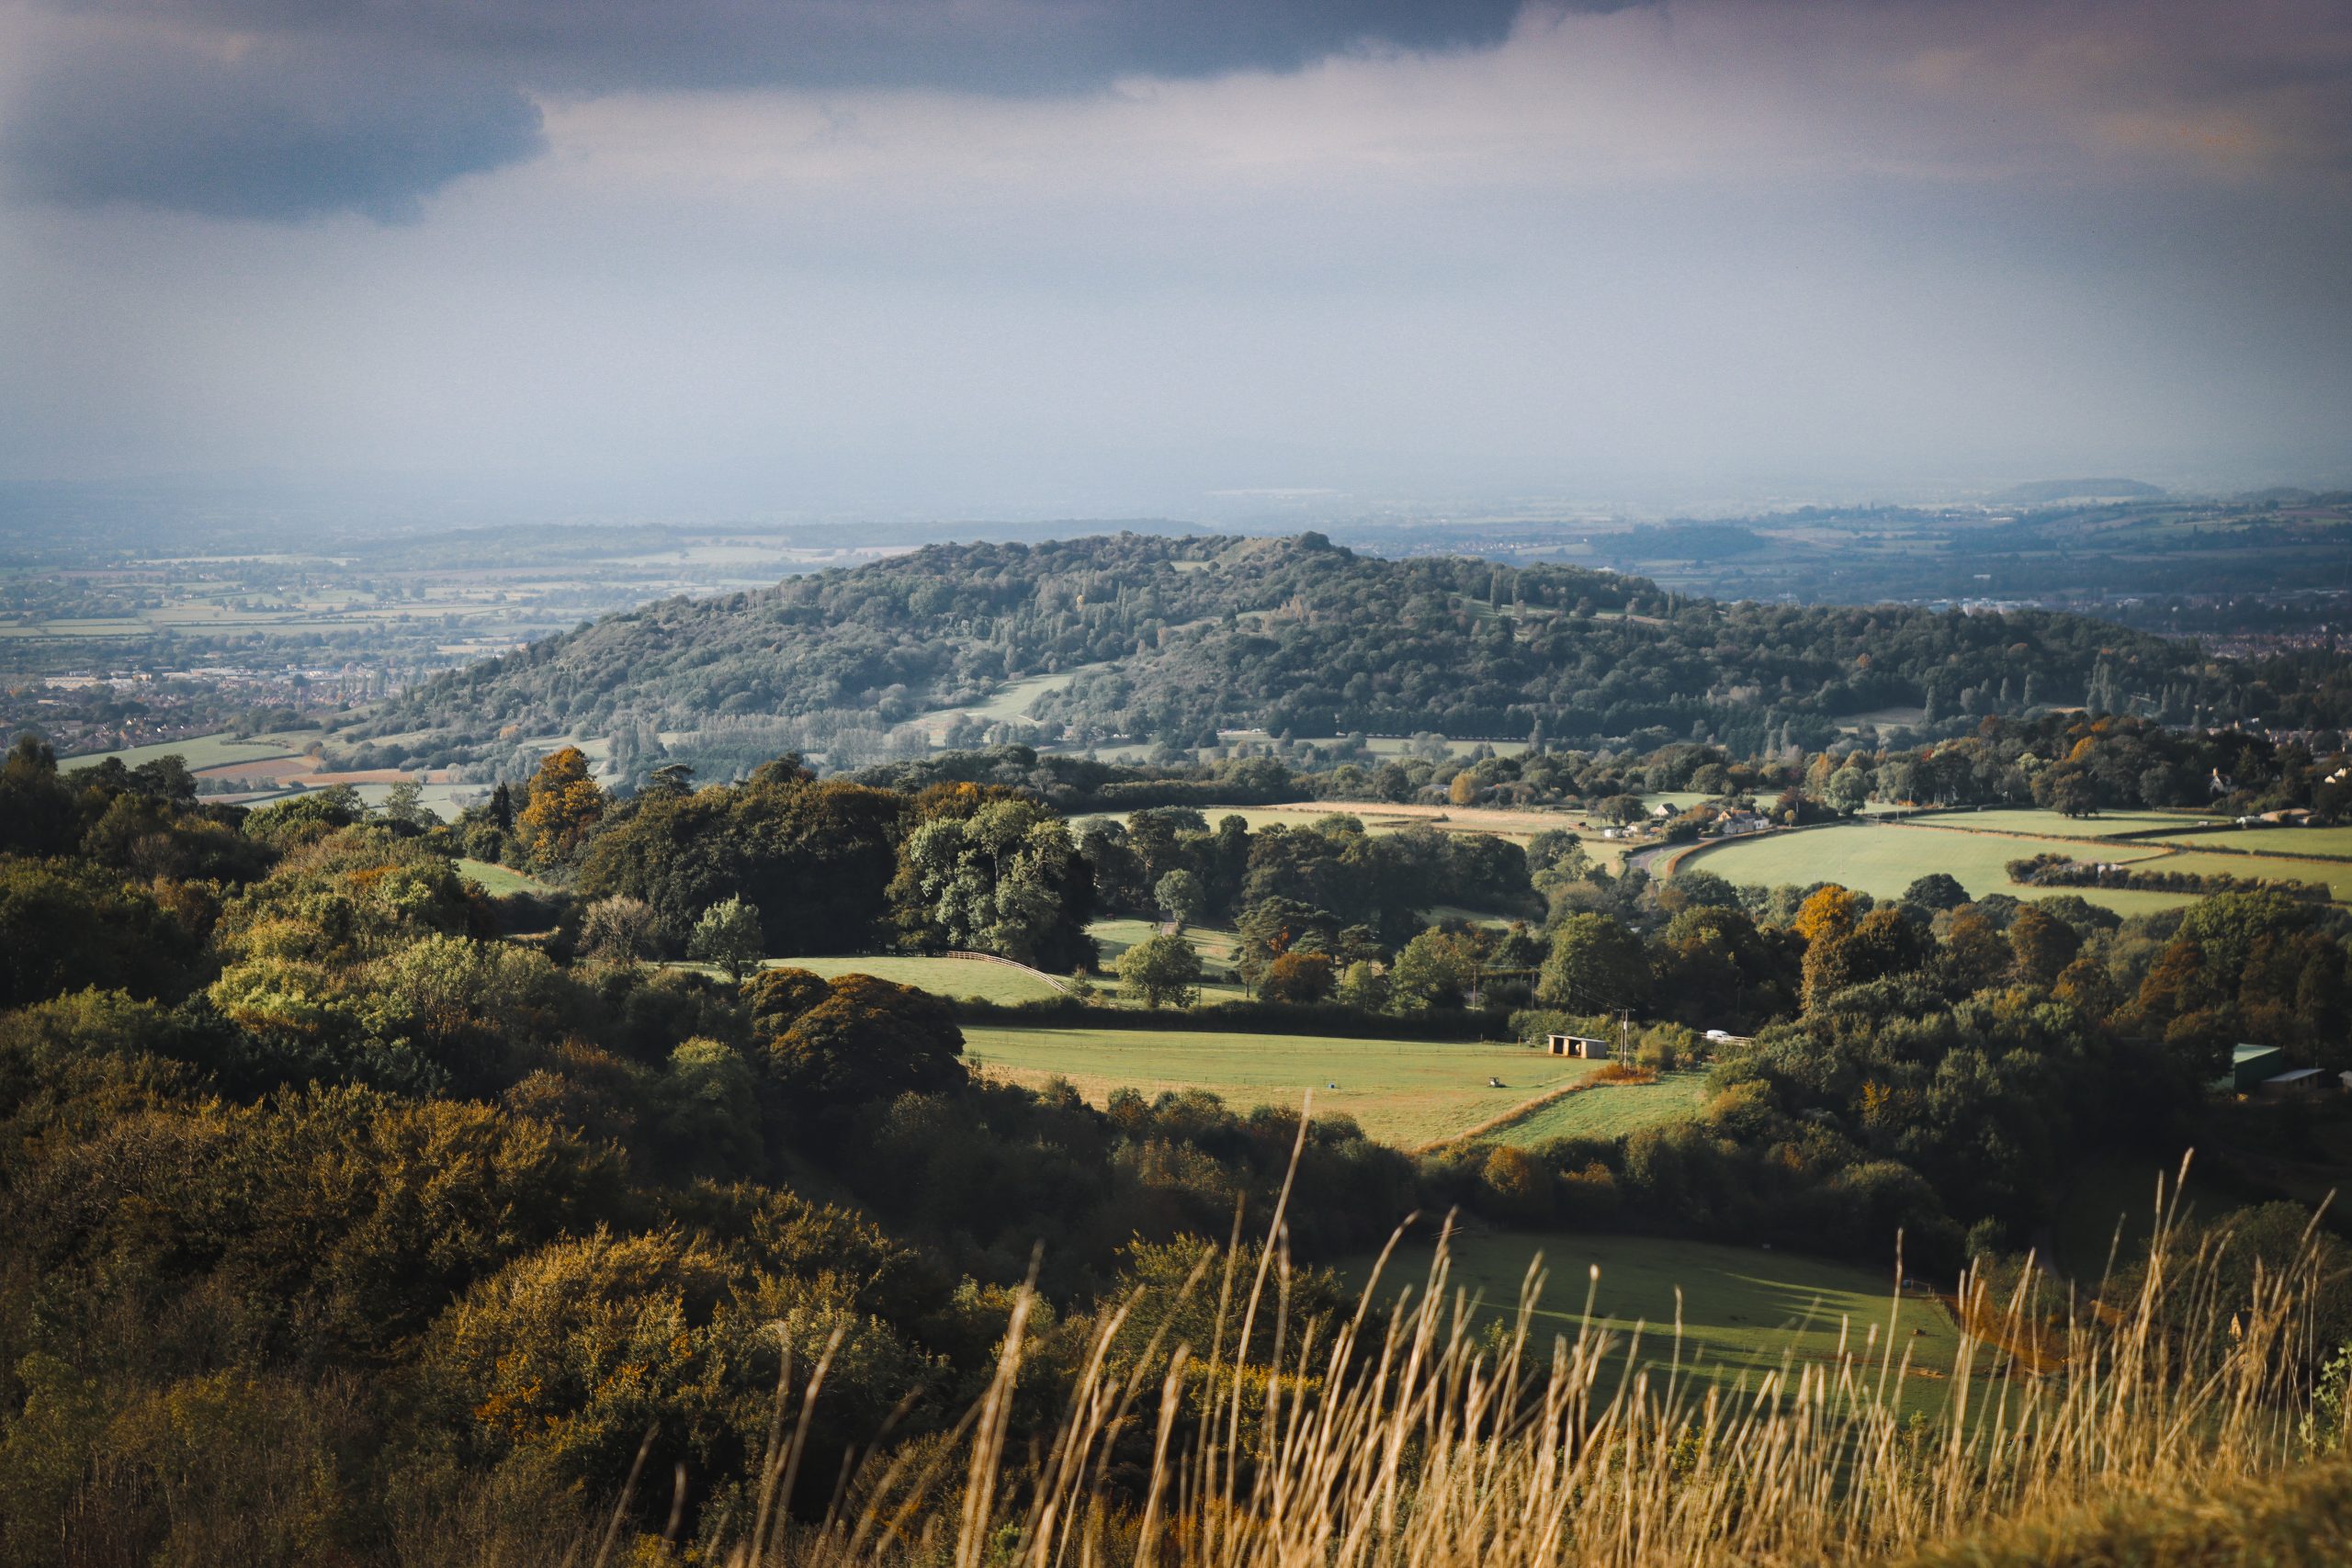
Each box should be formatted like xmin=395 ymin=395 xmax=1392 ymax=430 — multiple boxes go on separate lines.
xmin=2 ymin=37 xmax=544 ymax=221
xmin=5 ymin=0 xmax=1528 ymax=220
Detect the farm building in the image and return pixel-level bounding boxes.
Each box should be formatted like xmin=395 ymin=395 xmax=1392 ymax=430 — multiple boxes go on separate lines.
xmin=2229 ymin=1043 xmax=2285 ymax=1092
xmin=1545 ymin=1032 xmax=1612 ymax=1058
xmin=2260 ymin=1067 xmax=2331 ymax=1098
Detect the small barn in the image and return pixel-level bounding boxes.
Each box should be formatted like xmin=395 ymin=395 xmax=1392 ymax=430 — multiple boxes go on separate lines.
xmin=2261 ymin=1067 xmax=2330 ymax=1098
xmin=1546 ymin=1032 xmax=1612 ymax=1058
xmin=2230 ymin=1043 xmax=2285 ymax=1093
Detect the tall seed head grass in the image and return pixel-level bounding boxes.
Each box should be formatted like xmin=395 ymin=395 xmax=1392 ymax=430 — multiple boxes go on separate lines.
xmin=630 ymin=1148 xmax=2338 ymax=1568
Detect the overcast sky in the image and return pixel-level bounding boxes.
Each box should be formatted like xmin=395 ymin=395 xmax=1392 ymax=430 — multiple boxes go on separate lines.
xmin=2 ymin=0 xmax=2347 ymax=518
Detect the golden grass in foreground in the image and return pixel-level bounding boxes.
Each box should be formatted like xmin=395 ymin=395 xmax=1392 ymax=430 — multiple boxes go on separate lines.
xmin=590 ymin=1153 xmax=2343 ymax=1567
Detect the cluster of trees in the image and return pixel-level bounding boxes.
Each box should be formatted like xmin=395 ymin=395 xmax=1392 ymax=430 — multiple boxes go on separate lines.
xmin=1864 ymin=713 xmax=2346 ymax=818
xmin=1462 ymin=880 xmax=2352 ymax=1269
xmin=1080 ymin=807 xmax=1534 ymax=942
xmin=352 ymin=533 xmax=2273 ymax=784
xmin=0 ymin=736 xmax=1428 ymax=1557
xmin=6 ymin=722 xmax=2352 ymax=1554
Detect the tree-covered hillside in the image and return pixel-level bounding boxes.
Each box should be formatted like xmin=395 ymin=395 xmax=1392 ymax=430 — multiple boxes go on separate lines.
xmin=357 ymin=532 xmax=2249 ymax=783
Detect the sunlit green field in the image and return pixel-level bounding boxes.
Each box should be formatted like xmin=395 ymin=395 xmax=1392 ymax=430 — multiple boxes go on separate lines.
xmin=1908 ymin=807 xmax=2212 ymax=840
xmin=2164 ymin=827 xmax=2352 ymax=859
xmin=1339 ymin=1228 xmax=1962 ymax=1413
xmin=769 ymin=955 xmax=1067 ymax=1004
xmin=961 ymin=1025 xmax=1589 ymax=1147
xmin=1677 ymin=820 xmax=2183 ymax=910
xmin=1086 ymin=919 xmax=1241 ymax=971
xmin=61 ymin=730 xmax=299 ymax=772
xmin=453 ymin=859 xmax=548 ymax=897
xmin=1476 ymin=1072 xmax=1712 ymax=1147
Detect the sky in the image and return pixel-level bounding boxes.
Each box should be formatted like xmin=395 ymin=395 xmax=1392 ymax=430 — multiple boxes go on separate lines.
xmin=2 ymin=0 xmax=2348 ymax=519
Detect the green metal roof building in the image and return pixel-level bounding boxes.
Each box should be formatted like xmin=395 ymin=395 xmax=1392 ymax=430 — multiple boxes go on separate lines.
xmin=2230 ymin=1043 xmax=2285 ymax=1093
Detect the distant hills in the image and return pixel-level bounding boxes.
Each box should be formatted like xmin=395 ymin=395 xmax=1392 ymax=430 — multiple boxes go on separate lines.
xmin=1992 ymin=479 xmax=2166 ymax=504
xmin=351 ymin=533 xmax=2253 ymax=785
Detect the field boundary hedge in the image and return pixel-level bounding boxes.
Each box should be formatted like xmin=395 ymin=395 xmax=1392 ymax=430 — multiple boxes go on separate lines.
xmin=949 ymin=994 xmax=1513 ymax=1042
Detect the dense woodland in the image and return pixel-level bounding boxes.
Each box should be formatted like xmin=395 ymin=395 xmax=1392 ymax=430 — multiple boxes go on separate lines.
xmin=6 ymin=721 xmax=2352 ymax=1558
xmin=350 ymin=533 xmax=2350 ymax=788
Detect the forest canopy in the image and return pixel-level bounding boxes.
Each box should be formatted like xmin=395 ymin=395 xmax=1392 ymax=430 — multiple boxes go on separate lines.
xmin=355 ymin=533 xmax=2283 ymax=787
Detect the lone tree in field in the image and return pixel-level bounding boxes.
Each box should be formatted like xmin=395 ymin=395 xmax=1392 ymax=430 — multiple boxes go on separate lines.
xmin=1155 ymin=869 xmax=1204 ymax=931
xmin=688 ymin=896 xmax=763 ymax=982
xmin=1117 ymin=932 xmax=1203 ymax=1009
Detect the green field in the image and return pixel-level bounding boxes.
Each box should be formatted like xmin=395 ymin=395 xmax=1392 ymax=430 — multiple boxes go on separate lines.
xmin=1476 ymin=1072 xmax=1712 ymax=1147
xmin=961 ymin=1025 xmax=1591 ymax=1147
xmin=1340 ymin=1228 xmax=1962 ymax=1412
xmin=454 ymin=858 xmax=548 ymax=897
xmin=1087 ymin=918 xmax=1241 ymax=968
xmin=1678 ymin=821 xmax=2188 ymax=911
xmin=1909 ymin=807 xmax=2211 ymax=840
xmin=62 ymin=730 xmax=298 ymax=773
xmin=771 ymin=955 xmax=1066 ymax=1004
xmin=2164 ymin=827 xmax=2352 ymax=859
xmin=911 ymin=661 xmax=1112 ymax=739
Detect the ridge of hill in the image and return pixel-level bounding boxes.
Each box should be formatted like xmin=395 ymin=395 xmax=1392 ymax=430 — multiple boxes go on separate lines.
xmin=354 ymin=531 xmax=2239 ymax=784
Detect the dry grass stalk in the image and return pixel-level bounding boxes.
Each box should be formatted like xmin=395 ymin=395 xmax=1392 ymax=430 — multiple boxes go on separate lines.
xmin=689 ymin=1154 xmax=2335 ymax=1567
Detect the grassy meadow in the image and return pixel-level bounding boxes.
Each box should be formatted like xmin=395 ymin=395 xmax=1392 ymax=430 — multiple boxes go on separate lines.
xmin=1677 ymin=819 xmax=2184 ymax=910
xmin=1342 ymin=1226 xmax=1962 ymax=1413
xmin=766 ymin=954 xmax=1067 ymax=1004
xmin=1908 ymin=807 xmax=2215 ymax=840
xmin=2165 ymin=825 xmax=2352 ymax=858
xmin=748 ymin=1199 xmax=2336 ymax=1568
xmin=1474 ymin=1070 xmax=1713 ymax=1147
xmin=452 ymin=858 xmax=550 ymax=897
xmin=1678 ymin=808 xmax=2352 ymax=909
xmin=961 ymin=1024 xmax=1591 ymax=1146
xmin=60 ymin=729 xmax=300 ymax=772
xmin=1086 ymin=917 xmax=1241 ymax=969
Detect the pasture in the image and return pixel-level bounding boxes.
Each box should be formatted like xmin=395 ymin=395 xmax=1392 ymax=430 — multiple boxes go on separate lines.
xmin=453 ymin=859 xmax=548 ymax=897
xmin=910 ymin=661 xmax=1114 ymax=740
xmin=1475 ymin=1072 xmax=1712 ymax=1147
xmin=2163 ymin=826 xmax=2352 ymax=859
xmin=1088 ymin=918 xmax=1242 ymax=972
xmin=960 ymin=1025 xmax=1594 ymax=1147
xmin=1907 ymin=807 xmax=2211 ymax=840
xmin=1340 ymin=1227 xmax=1962 ymax=1414
xmin=61 ymin=730 xmax=299 ymax=772
xmin=770 ymin=955 xmax=1067 ymax=1005
xmin=1675 ymin=820 xmax=2188 ymax=911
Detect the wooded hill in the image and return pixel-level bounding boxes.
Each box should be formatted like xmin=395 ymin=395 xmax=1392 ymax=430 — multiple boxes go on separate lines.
xmin=356 ymin=532 xmax=2255 ymax=783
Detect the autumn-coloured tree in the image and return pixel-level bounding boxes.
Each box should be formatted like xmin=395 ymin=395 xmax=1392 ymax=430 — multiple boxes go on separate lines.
xmin=515 ymin=746 xmax=605 ymax=866
xmin=1261 ymin=950 xmax=1335 ymax=1006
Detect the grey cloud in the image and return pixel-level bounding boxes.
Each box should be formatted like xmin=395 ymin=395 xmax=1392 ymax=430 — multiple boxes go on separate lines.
xmin=4 ymin=37 xmax=544 ymax=220
xmin=8 ymin=0 xmax=1527 ymax=219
